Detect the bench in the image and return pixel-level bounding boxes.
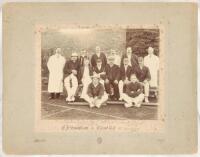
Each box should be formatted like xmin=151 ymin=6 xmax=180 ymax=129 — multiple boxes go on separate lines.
xmin=68 ymin=101 xmax=158 ymax=106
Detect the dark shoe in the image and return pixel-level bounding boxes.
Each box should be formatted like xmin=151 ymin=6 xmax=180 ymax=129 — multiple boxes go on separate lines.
xmin=56 ymin=93 xmax=60 ymax=99
xmin=108 ymin=95 xmax=114 ymax=100
xmin=48 ymin=96 xmax=55 ymax=100
xmin=49 ymin=93 xmax=55 ymax=99
xmin=113 ymin=97 xmax=119 ymax=101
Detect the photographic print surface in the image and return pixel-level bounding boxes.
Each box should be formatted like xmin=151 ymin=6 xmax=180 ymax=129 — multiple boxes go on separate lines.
xmin=3 ymin=2 xmax=197 ymax=154
xmin=36 ymin=25 xmax=165 ymax=132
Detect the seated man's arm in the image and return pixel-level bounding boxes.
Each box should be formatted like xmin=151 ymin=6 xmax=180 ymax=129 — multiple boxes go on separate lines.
xmin=87 ymin=84 xmax=93 ymax=98
xmin=97 ymin=84 xmax=104 ymax=99
xmin=133 ymin=83 xmax=143 ymax=97
xmin=125 ymin=84 xmax=134 ymax=97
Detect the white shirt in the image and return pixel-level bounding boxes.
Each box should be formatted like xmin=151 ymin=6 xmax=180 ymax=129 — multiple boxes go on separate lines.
xmin=144 ymin=54 xmax=159 ymax=87
xmin=124 ymin=65 xmax=128 ymax=72
xmin=144 ymin=54 xmax=159 ymax=71
xmin=83 ymin=66 xmax=90 ymax=79
xmin=124 ymin=65 xmax=128 ymax=80
xmin=96 ymin=53 xmax=100 ymax=58
xmin=127 ymin=54 xmax=132 ymax=66
xmin=114 ymin=54 xmax=121 ymax=66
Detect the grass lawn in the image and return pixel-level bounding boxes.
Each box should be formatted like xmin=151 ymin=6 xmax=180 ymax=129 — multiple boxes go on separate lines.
xmin=41 ymin=92 xmax=158 ymax=120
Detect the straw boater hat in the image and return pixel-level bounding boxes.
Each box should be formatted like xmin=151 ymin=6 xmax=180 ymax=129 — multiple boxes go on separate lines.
xmin=71 ymin=52 xmax=78 ymax=57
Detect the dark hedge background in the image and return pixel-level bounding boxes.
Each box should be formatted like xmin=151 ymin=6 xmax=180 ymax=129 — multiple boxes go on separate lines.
xmin=126 ymin=29 xmax=159 ymax=57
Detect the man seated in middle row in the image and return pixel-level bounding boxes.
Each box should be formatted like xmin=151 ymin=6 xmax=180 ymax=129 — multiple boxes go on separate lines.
xmin=64 ymin=52 xmax=79 ymax=102
xmin=92 ymin=58 xmax=106 ymax=85
xmin=133 ymin=57 xmax=151 ymax=103
xmin=104 ymin=56 xmax=120 ymax=100
xmin=118 ymin=56 xmax=133 ymax=100
xmin=78 ymin=56 xmax=93 ymax=99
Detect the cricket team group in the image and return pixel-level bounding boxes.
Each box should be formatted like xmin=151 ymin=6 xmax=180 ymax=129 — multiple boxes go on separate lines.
xmin=46 ymin=46 xmax=159 ymax=108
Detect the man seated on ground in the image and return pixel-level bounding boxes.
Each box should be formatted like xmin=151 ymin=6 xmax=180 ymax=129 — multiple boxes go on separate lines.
xmin=83 ymin=74 xmax=108 ymax=108
xmin=133 ymin=57 xmax=151 ymax=103
xmin=118 ymin=56 xmax=133 ymax=100
xmin=64 ymin=52 xmax=79 ymax=102
xmin=121 ymin=73 xmax=145 ymax=108
xmin=78 ymin=56 xmax=93 ymax=98
xmin=105 ymin=56 xmax=120 ymax=100
xmin=92 ymin=58 xmax=106 ymax=85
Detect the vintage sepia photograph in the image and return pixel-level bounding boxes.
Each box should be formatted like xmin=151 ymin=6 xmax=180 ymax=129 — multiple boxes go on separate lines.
xmin=35 ymin=25 xmax=164 ymax=132
xmin=3 ymin=2 xmax=197 ymax=154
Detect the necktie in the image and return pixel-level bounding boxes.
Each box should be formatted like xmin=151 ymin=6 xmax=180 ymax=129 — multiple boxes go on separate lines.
xmin=70 ymin=78 xmax=72 ymax=88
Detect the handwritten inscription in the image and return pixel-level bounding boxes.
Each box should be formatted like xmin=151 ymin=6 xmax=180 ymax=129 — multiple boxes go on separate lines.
xmin=61 ymin=124 xmax=116 ymax=131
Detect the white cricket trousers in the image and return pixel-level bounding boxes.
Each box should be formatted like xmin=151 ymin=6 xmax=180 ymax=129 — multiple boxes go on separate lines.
xmin=121 ymin=93 xmax=145 ymax=107
xmin=80 ymin=77 xmax=92 ymax=98
xmin=83 ymin=94 xmax=108 ymax=108
xmin=118 ymin=80 xmax=125 ymax=97
xmin=64 ymin=74 xmax=78 ymax=101
xmin=141 ymin=81 xmax=150 ymax=97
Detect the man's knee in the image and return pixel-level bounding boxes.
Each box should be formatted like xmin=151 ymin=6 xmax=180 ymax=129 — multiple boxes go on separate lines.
xmin=144 ymin=81 xmax=150 ymax=87
xmin=139 ymin=93 xmax=145 ymax=99
xmin=103 ymin=93 xmax=108 ymax=100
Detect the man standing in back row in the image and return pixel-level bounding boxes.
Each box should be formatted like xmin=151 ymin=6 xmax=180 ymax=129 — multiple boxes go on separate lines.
xmin=104 ymin=56 xmax=120 ymax=100
xmin=121 ymin=47 xmax=138 ymax=68
xmin=47 ymin=48 xmax=66 ymax=99
xmin=144 ymin=47 xmax=159 ymax=88
xmin=91 ymin=46 xmax=107 ymax=68
xmin=110 ymin=49 xmax=121 ymax=67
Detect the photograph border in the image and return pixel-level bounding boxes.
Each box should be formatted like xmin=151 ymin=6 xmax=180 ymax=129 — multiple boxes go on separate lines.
xmin=35 ymin=24 xmax=165 ymax=132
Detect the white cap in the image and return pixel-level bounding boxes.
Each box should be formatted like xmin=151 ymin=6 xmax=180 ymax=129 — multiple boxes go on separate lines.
xmin=71 ymin=52 xmax=78 ymax=57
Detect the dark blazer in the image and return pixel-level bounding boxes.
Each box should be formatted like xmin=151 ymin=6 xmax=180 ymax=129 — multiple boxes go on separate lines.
xmin=125 ymin=82 xmax=143 ymax=98
xmin=78 ymin=66 xmax=93 ymax=84
xmin=120 ymin=65 xmax=133 ymax=81
xmin=78 ymin=56 xmax=84 ymax=67
xmin=64 ymin=60 xmax=79 ymax=76
xmin=121 ymin=53 xmax=138 ymax=68
xmin=92 ymin=65 xmax=106 ymax=80
xmin=91 ymin=53 xmax=107 ymax=67
xmin=133 ymin=65 xmax=151 ymax=82
xmin=87 ymin=83 xmax=104 ymax=99
xmin=105 ymin=64 xmax=120 ymax=81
